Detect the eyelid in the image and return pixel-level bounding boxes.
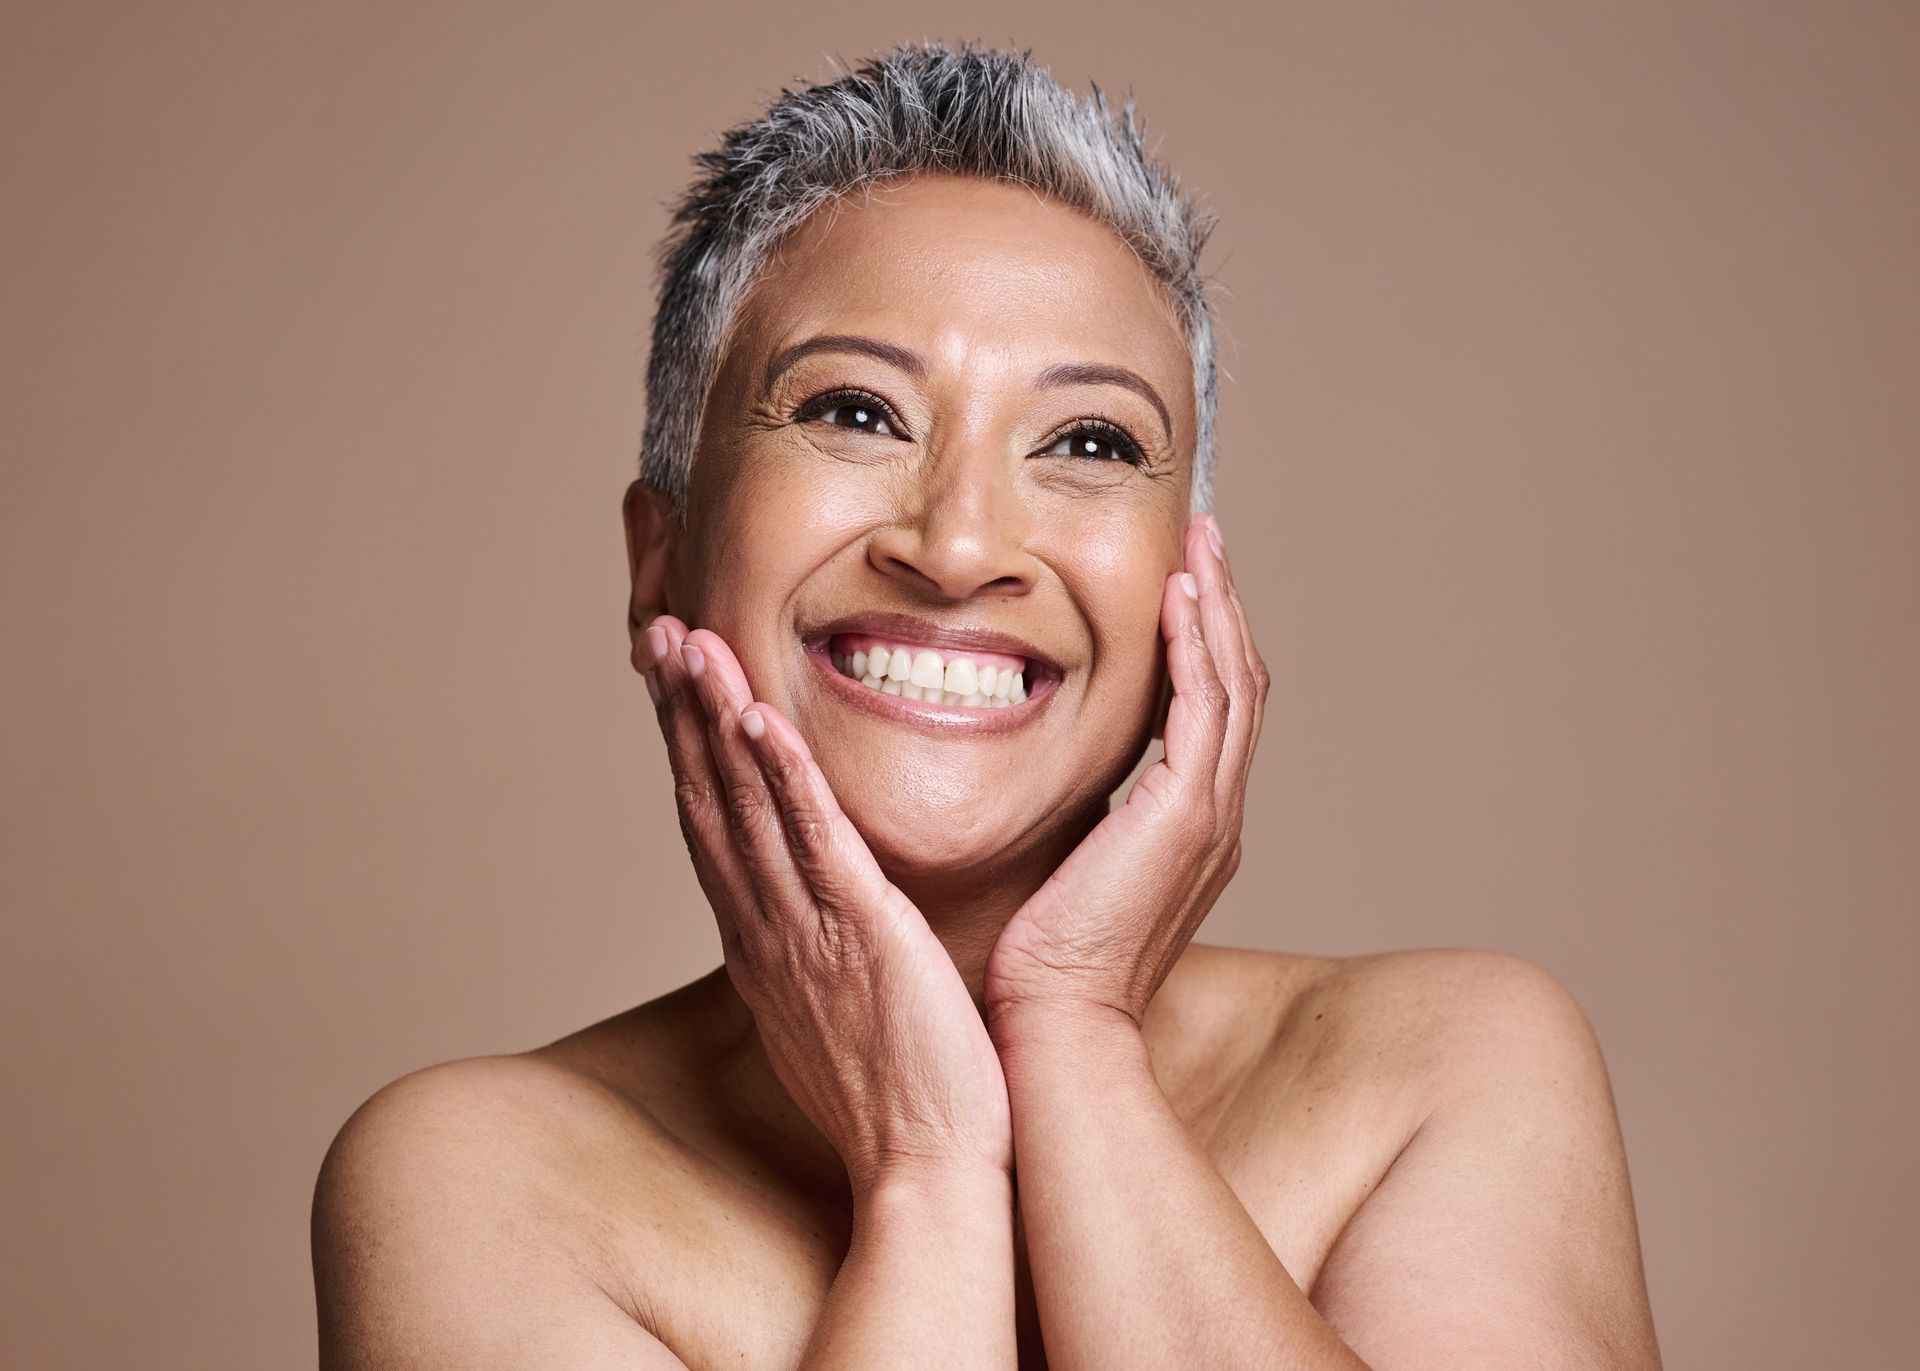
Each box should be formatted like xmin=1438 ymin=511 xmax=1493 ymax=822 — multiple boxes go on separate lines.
xmin=794 ymin=386 xmax=1146 ymax=464
xmin=793 ymin=386 xmax=911 ymax=438
xmin=1044 ymin=416 xmax=1149 ymax=466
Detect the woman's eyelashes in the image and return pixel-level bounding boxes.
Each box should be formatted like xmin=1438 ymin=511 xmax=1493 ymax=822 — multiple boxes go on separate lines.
xmin=1039 ymin=420 xmax=1147 ymax=467
xmin=796 ymin=388 xmax=908 ymax=439
xmin=793 ymin=388 xmax=1148 ymax=467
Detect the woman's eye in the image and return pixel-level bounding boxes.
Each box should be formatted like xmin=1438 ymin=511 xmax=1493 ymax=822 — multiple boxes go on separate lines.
xmin=1042 ymin=426 xmax=1143 ymax=466
xmin=810 ymin=397 xmax=896 ymax=437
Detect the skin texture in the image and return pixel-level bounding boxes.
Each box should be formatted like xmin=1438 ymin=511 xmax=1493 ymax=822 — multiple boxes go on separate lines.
xmin=643 ymin=171 xmax=1201 ymax=997
xmin=310 ymin=174 xmax=1664 ymax=1370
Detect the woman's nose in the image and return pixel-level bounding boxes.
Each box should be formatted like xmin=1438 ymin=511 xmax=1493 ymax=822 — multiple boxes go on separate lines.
xmin=866 ymin=453 xmax=1038 ymax=600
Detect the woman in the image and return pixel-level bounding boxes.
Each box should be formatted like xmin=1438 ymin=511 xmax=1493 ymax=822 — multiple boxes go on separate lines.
xmin=312 ymin=40 xmax=1662 ymax=1369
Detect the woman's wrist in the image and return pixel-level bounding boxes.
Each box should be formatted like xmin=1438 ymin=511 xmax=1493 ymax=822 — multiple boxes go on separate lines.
xmin=986 ymin=995 xmax=1148 ymax=1071
xmin=852 ymin=1153 xmax=1014 ymax=1221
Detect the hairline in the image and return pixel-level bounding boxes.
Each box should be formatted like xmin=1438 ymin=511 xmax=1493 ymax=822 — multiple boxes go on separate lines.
xmin=638 ymin=42 xmax=1222 ymax=527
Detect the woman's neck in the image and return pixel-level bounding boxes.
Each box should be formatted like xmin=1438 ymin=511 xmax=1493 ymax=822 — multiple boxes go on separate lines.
xmin=694 ymin=800 xmax=1108 ymax=1198
xmin=888 ymin=797 xmax=1106 ymax=1007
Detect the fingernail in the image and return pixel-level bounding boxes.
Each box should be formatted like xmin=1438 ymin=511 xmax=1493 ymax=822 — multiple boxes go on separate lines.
xmin=1205 ymin=516 xmax=1224 ymax=559
xmin=645 ymin=625 xmax=668 ymax=665
xmin=1180 ymin=572 xmax=1199 ymax=600
xmin=683 ymin=644 xmax=706 ymax=679
xmin=644 ymin=670 xmax=662 ymax=704
xmin=740 ymin=707 xmax=765 ymax=740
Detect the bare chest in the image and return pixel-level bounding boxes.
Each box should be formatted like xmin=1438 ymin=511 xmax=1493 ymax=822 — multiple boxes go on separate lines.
xmin=602 ymin=1042 xmax=1413 ymax=1371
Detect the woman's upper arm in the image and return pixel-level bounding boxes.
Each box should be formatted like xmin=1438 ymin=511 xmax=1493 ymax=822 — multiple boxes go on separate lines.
xmin=311 ymin=1057 xmax=690 ymax=1370
xmin=1308 ymin=951 xmax=1663 ymax=1370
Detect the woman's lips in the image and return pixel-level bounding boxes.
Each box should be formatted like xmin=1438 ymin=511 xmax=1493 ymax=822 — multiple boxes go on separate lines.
xmin=826 ymin=633 xmax=1028 ymax=706
xmin=803 ymin=641 xmax=1056 ymax=732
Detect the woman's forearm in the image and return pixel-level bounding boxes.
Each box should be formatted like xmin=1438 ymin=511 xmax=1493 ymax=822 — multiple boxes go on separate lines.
xmin=995 ymin=1005 xmax=1370 ymax=1371
xmin=798 ymin=1160 xmax=1017 ymax=1370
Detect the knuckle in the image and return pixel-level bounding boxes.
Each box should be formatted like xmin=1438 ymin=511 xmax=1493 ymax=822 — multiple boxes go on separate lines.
xmin=759 ymin=743 xmax=806 ymax=797
xmin=780 ymin=802 xmax=832 ymax=864
xmin=810 ymin=913 xmax=861 ymax=972
xmin=655 ymin=678 xmax=694 ymax=723
xmin=712 ymin=916 xmax=749 ymax=968
xmin=809 ymin=876 xmax=864 ymax=925
xmin=722 ymin=930 xmax=765 ymax=984
xmin=672 ymin=772 xmax=716 ymax=819
xmin=1175 ymin=785 xmax=1220 ymax=835
xmin=722 ymin=773 xmax=777 ymax=835
xmin=1191 ymin=676 xmax=1231 ymax=719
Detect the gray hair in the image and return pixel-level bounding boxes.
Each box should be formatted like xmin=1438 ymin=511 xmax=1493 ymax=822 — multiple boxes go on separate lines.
xmin=638 ymin=38 xmax=1222 ymax=522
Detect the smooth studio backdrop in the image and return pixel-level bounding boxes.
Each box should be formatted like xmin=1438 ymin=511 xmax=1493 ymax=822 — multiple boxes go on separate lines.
xmin=3 ymin=3 xmax=1915 ymax=1367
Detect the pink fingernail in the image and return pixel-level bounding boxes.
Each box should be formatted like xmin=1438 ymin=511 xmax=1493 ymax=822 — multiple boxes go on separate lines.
xmin=1205 ymin=517 xmax=1225 ymax=558
xmin=1180 ymin=572 xmax=1199 ymax=600
xmin=645 ymin=625 xmax=668 ymax=664
xmin=683 ymin=644 xmax=706 ymax=678
xmin=740 ymin=708 xmax=766 ymax=740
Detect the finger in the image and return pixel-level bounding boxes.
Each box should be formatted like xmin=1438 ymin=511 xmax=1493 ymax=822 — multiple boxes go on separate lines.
xmin=1182 ymin=522 xmax=1259 ymax=802
xmin=639 ymin=615 xmax=669 ymax=704
xmin=679 ymin=628 xmax=816 ymax=921
xmin=737 ymin=701 xmax=897 ymax=923
xmin=1187 ymin=521 xmax=1260 ymax=837
xmin=1204 ymin=514 xmax=1270 ymax=756
xmin=1186 ymin=518 xmax=1257 ymax=779
xmin=647 ymin=617 xmax=726 ymax=832
xmin=1158 ymin=556 xmax=1230 ymax=796
xmin=644 ymin=616 xmax=760 ymax=957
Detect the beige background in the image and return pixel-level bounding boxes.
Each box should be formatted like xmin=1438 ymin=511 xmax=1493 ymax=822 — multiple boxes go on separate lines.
xmin=3 ymin=2 xmax=1915 ymax=1366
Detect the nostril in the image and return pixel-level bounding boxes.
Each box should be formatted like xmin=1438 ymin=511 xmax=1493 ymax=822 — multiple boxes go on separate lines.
xmin=866 ymin=524 xmax=1038 ymax=601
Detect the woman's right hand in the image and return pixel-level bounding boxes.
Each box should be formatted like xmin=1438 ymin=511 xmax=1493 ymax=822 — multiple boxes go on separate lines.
xmin=642 ymin=615 xmax=1013 ymax=1195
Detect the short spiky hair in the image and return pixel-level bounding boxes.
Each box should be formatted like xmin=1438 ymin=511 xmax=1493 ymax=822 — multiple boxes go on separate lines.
xmin=638 ymin=38 xmax=1222 ymax=521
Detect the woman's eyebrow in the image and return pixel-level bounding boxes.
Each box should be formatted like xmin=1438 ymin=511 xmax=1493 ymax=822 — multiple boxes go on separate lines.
xmin=763 ymin=333 xmax=1172 ymax=443
xmin=1034 ymin=361 xmax=1172 ymax=445
xmin=762 ymin=334 xmax=927 ymax=397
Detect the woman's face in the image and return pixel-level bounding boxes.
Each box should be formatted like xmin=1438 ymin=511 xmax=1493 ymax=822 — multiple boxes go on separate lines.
xmin=639 ymin=172 xmax=1198 ymax=884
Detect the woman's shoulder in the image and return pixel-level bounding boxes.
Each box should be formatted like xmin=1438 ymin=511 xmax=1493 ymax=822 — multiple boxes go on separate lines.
xmin=1199 ymin=944 xmax=1650 ymax=1357
xmin=311 ymin=1051 xmax=679 ymax=1270
xmin=310 ymin=1051 xmax=687 ymax=1365
xmin=1170 ymin=943 xmax=1631 ymax=1287
xmin=1175 ymin=939 xmax=1589 ymax=1031
xmin=316 ymin=1050 xmax=660 ymax=1177
xmin=1166 ymin=941 xmax=1602 ymax=1111
xmin=312 ymin=1005 xmax=725 ymax=1235
xmin=316 ymin=947 xmax=1591 ymax=1166
xmin=312 ymin=946 xmax=1599 ymax=1226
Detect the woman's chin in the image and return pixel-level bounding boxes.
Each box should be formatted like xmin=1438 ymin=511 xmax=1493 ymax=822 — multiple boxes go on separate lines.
xmin=843 ymin=800 xmax=1037 ymax=885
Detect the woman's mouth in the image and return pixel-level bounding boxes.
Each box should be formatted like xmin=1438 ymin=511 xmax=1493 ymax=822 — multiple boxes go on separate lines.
xmin=798 ymin=623 xmax=1061 ymax=731
xmin=826 ymin=633 xmax=1027 ymax=707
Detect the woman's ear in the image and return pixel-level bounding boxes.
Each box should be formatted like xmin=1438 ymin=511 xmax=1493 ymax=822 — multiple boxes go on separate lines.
xmin=622 ymin=478 xmax=677 ymax=669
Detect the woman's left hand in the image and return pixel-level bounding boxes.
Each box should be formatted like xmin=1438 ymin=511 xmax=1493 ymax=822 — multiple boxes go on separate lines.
xmin=984 ymin=513 xmax=1269 ymax=1037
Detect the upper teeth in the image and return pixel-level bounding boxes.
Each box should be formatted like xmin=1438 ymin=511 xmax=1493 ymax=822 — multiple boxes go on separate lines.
xmin=829 ymin=642 xmax=1027 ymax=707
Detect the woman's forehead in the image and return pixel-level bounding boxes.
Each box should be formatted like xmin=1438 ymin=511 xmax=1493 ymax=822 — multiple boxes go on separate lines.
xmin=730 ymin=175 xmax=1193 ymax=398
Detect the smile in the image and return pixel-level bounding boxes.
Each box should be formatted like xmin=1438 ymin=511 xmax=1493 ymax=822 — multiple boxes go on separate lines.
xmin=828 ymin=635 xmax=1026 ymax=707
xmin=799 ymin=616 xmax=1061 ymax=731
